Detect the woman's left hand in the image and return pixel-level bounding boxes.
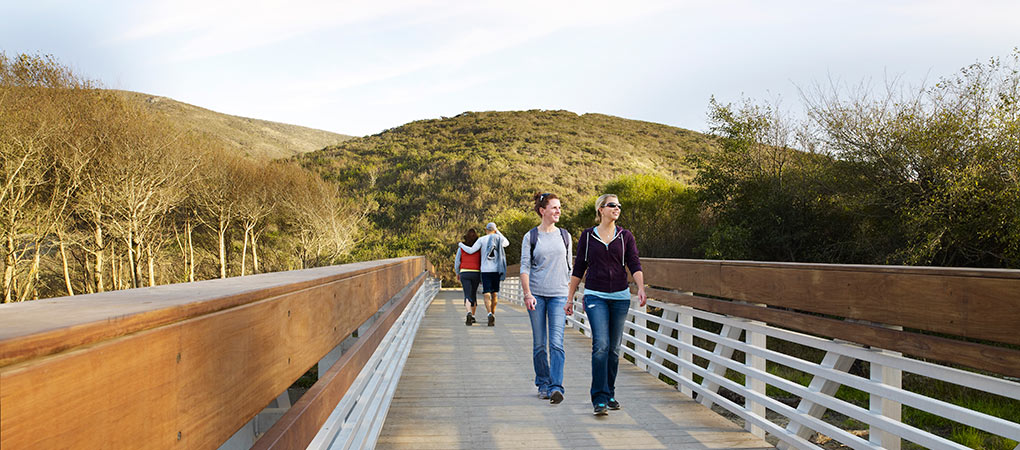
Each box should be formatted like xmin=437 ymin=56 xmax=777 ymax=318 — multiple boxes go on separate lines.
xmin=637 ymin=288 xmax=647 ymax=307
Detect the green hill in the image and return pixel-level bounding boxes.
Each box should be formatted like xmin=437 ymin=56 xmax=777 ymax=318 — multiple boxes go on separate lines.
xmin=116 ymin=90 xmax=352 ymax=159
xmin=298 ymin=109 xmax=717 ymax=278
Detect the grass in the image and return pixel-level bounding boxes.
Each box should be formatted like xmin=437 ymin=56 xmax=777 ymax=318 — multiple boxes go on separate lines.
xmin=117 ymin=90 xmax=351 ymax=159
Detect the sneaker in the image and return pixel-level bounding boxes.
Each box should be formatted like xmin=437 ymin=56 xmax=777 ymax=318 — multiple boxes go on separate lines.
xmin=608 ymin=398 xmax=620 ymax=410
xmin=593 ymin=404 xmax=608 ymax=416
xmin=487 ymin=314 xmax=495 ymax=326
xmin=538 ymin=391 xmax=550 ymax=400
xmin=550 ymin=391 xmax=564 ymax=404
xmin=465 ymin=313 xmax=474 ymax=326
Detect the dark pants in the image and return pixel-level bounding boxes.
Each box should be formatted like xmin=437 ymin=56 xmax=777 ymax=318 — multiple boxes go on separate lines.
xmin=584 ymin=294 xmax=630 ymax=406
xmin=460 ymin=272 xmax=480 ymax=305
xmin=480 ymin=272 xmax=501 ymax=293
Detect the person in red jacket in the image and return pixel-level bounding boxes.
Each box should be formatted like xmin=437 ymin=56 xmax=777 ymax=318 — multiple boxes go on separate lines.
xmin=454 ymin=229 xmax=482 ymax=325
xmin=566 ymin=194 xmax=647 ymax=415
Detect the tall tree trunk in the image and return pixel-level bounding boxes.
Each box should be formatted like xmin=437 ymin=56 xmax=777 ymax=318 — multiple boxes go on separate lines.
xmin=94 ymin=218 xmax=105 ymax=293
xmin=126 ymin=229 xmax=138 ymax=289
xmin=18 ymin=247 xmax=42 ymax=302
xmin=31 ymin=249 xmax=41 ymax=300
xmin=187 ymin=222 xmax=195 ymax=282
xmin=148 ymin=243 xmax=155 ymax=287
xmin=110 ymin=246 xmax=115 ymax=290
xmin=112 ymin=243 xmax=119 ymax=290
xmin=218 ymin=219 xmax=228 ymax=279
xmin=252 ymin=231 xmax=261 ymax=274
xmin=85 ymin=252 xmax=95 ymax=294
xmin=59 ymin=235 xmax=75 ymax=296
xmin=240 ymin=228 xmax=249 ymax=276
xmin=4 ymin=232 xmax=16 ymax=303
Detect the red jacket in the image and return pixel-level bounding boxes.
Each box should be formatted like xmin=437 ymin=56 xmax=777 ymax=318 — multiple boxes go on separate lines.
xmin=459 ymin=248 xmax=480 ymax=271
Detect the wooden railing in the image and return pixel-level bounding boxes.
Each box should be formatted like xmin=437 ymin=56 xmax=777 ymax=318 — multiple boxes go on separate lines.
xmin=503 ymin=258 xmax=1020 ymax=450
xmin=0 ymin=256 xmax=432 ymax=450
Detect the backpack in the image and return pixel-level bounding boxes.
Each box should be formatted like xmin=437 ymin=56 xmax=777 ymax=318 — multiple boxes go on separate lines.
xmin=528 ymin=227 xmax=571 ymax=269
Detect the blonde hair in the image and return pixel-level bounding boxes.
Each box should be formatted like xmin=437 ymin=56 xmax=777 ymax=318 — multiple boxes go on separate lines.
xmin=594 ymin=194 xmax=618 ymax=222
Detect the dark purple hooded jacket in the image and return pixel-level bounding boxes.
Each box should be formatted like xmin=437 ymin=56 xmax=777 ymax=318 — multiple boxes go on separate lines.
xmin=571 ymin=226 xmax=642 ymax=293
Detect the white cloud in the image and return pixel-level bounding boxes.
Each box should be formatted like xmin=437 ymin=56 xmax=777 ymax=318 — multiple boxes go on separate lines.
xmin=276 ymin=0 xmax=677 ymax=94
xmin=117 ymin=0 xmax=440 ymax=60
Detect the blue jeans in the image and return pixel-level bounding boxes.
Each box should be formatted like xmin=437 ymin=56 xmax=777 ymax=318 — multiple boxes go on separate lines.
xmin=585 ymin=294 xmax=630 ymax=406
xmin=528 ymin=295 xmax=566 ymax=395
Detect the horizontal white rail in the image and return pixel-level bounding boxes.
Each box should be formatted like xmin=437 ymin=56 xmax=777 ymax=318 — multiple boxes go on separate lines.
xmin=499 ymin=277 xmax=525 ymax=307
xmin=307 ymin=278 xmax=440 ymax=450
xmin=495 ymin=275 xmax=1020 ymax=450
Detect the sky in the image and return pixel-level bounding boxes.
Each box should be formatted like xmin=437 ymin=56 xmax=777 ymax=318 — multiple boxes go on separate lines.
xmin=2 ymin=0 xmax=1019 ymax=137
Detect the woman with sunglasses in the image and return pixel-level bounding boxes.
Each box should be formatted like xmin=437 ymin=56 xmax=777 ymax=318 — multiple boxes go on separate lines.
xmin=566 ymin=194 xmax=646 ymax=416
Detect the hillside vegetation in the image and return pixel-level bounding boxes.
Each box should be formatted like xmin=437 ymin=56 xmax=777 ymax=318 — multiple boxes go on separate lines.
xmin=297 ymin=110 xmax=718 ymax=279
xmin=116 ymin=90 xmax=352 ymax=159
xmin=1 ymin=53 xmax=363 ymax=302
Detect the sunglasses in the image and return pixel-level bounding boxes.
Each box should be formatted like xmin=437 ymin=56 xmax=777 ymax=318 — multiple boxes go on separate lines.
xmin=602 ymin=202 xmax=622 ymax=209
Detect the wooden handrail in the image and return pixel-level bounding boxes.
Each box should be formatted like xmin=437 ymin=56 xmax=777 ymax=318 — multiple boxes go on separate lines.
xmin=252 ymin=273 xmax=427 ymax=449
xmin=641 ymin=258 xmax=1020 ymax=376
xmin=641 ymin=258 xmax=1020 ymax=346
xmin=0 ymin=256 xmax=428 ymax=450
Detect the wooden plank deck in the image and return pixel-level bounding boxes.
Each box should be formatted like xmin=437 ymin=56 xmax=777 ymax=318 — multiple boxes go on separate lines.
xmin=377 ymin=289 xmax=773 ymax=449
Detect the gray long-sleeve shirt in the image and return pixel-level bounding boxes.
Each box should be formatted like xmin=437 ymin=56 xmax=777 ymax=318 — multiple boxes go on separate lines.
xmin=520 ymin=228 xmax=572 ymax=297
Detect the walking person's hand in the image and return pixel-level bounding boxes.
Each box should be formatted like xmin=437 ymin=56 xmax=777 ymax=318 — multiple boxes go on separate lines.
xmin=638 ymin=287 xmax=647 ymax=307
xmin=524 ymin=293 xmax=537 ymax=311
xmin=564 ymin=295 xmax=574 ymax=316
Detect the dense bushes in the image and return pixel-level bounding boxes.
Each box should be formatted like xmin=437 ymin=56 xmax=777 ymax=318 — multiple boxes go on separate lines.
xmin=687 ymin=51 xmax=1020 ymax=267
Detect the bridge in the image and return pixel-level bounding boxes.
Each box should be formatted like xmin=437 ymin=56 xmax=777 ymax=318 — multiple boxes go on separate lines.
xmin=1 ymin=256 xmax=1018 ymax=449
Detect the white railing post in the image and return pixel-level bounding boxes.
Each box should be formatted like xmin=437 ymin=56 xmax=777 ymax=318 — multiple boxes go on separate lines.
xmin=744 ymin=316 xmax=767 ymax=438
xmin=678 ymin=304 xmax=694 ymax=397
xmin=632 ymin=294 xmax=650 ymax=371
xmin=867 ymin=322 xmax=903 ymax=450
xmin=870 ymin=350 xmax=903 ymax=450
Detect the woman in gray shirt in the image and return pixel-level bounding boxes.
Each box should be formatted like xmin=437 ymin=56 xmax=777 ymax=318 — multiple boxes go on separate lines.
xmin=520 ymin=192 xmax=572 ymax=405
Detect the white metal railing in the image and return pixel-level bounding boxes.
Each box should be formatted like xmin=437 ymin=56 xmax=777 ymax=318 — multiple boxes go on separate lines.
xmin=504 ymin=276 xmax=1020 ymax=450
xmin=307 ymin=277 xmax=440 ymax=450
xmin=500 ymin=277 xmax=573 ymax=330
xmin=499 ymin=276 xmax=525 ymax=307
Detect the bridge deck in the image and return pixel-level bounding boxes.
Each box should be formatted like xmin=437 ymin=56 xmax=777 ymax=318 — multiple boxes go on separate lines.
xmin=377 ymin=289 xmax=773 ymax=449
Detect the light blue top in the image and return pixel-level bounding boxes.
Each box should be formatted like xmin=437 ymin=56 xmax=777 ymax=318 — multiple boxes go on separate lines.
xmin=520 ymin=228 xmax=571 ymax=297
xmin=583 ymin=226 xmax=631 ymax=300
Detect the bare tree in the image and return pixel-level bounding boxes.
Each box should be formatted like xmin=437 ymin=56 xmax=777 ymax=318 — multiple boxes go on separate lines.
xmin=0 ymin=53 xmax=92 ymax=302
xmin=236 ymin=160 xmax=276 ymax=275
xmin=281 ymin=166 xmax=367 ymax=268
xmin=194 ymin=148 xmax=245 ymax=278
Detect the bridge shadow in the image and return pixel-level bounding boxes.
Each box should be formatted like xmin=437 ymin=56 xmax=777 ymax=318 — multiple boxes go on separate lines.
xmin=377 ymin=289 xmax=773 ymax=449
